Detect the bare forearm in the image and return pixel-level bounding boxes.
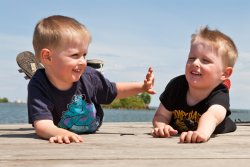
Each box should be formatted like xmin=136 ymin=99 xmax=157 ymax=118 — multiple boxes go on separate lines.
xmin=196 ymin=109 xmax=225 ymax=139
xmin=153 ymin=104 xmax=172 ymax=127
xmin=116 ymin=82 xmax=144 ymax=99
xmin=152 ymin=115 xmax=168 ymax=128
xmin=37 ymin=127 xmax=74 ymax=140
xmin=196 ymin=116 xmax=217 ymax=139
xmin=115 ymin=67 xmax=155 ymax=99
xmin=34 ymin=120 xmax=75 ymax=139
xmin=151 ymin=105 xmax=178 ymax=137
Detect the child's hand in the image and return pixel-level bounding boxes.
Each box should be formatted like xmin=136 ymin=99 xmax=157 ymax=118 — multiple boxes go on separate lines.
xmin=151 ymin=125 xmax=178 ymax=138
xmin=143 ymin=67 xmax=156 ymax=94
xmin=49 ymin=134 xmax=83 ymax=144
xmin=180 ymin=131 xmax=209 ymax=143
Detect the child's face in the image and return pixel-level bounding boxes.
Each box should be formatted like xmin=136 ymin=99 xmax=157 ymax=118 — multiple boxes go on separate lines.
xmin=46 ymin=34 xmax=89 ymax=90
xmin=185 ymin=40 xmax=226 ymax=90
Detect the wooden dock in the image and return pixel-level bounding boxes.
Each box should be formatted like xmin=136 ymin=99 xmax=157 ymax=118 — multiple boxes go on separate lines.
xmin=0 ymin=122 xmax=250 ymax=167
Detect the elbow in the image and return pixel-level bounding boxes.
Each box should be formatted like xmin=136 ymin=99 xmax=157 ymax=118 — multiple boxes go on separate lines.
xmin=34 ymin=124 xmax=47 ymax=139
xmin=33 ymin=120 xmax=54 ymax=139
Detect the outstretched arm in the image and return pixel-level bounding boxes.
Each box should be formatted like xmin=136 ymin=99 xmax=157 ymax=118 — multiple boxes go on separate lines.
xmin=116 ymin=67 xmax=156 ymax=99
xmin=34 ymin=120 xmax=83 ymax=144
xmin=180 ymin=104 xmax=227 ymax=143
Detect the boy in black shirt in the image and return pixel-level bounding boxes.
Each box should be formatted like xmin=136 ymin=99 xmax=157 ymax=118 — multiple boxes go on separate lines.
xmin=152 ymin=26 xmax=237 ymax=143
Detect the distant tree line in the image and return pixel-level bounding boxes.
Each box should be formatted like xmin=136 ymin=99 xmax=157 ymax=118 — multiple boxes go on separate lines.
xmin=0 ymin=97 xmax=8 ymax=103
xmin=103 ymin=93 xmax=151 ymax=109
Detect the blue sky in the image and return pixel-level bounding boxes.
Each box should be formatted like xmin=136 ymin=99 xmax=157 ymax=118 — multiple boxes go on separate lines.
xmin=0 ymin=0 xmax=249 ymax=109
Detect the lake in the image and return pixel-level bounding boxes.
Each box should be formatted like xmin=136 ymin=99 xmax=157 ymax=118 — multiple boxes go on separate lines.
xmin=0 ymin=103 xmax=249 ymax=124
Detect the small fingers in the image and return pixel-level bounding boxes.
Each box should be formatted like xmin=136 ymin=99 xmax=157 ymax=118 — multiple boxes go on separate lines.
xmin=196 ymin=136 xmax=204 ymax=143
xmin=63 ymin=136 xmax=71 ymax=144
xmin=71 ymin=135 xmax=84 ymax=143
xmin=195 ymin=132 xmax=208 ymax=143
xmin=180 ymin=131 xmax=193 ymax=143
xmin=163 ymin=127 xmax=171 ymax=137
xmin=169 ymin=127 xmax=178 ymax=136
xmin=49 ymin=135 xmax=83 ymax=144
xmin=145 ymin=67 xmax=154 ymax=82
xmin=151 ymin=128 xmax=160 ymax=137
xmin=152 ymin=125 xmax=177 ymax=138
xmin=180 ymin=132 xmax=187 ymax=143
xmin=49 ymin=136 xmax=64 ymax=144
xmin=146 ymin=67 xmax=153 ymax=75
xmin=151 ymin=128 xmax=158 ymax=137
xmin=180 ymin=131 xmax=206 ymax=143
xmin=144 ymin=79 xmax=156 ymax=94
xmin=151 ymin=128 xmax=165 ymax=137
xmin=143 ymin=67 xmax=156 ymax=94
xmin=146 ymin=68 xmax=153 ymax=79
xmin=158 ymin=127 xmax=168 ymax=137
xmin=147 ymin=89 xmax=156 ymax=95
xmin=49 ymin=136 xmax=56 ymax=143
xmin=191 ymin=131 xmax=199 ymax=143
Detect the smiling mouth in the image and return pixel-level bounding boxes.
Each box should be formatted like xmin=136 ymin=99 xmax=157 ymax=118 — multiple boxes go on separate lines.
xmin=73 ymin=69 xmax=82 ymax=73
xmin=191 ymin=71 xmax=201 ymax=76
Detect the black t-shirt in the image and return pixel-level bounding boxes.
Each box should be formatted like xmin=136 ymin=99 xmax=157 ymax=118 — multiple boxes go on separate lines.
xmin=28 ymin=67 xmax=117 ymax=134
xmin=160 ymin=75 xmax=236 ymax=134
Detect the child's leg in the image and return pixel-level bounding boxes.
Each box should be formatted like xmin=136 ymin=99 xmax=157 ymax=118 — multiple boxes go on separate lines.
xmin=214 ymin=117 xmax=237 ymax=134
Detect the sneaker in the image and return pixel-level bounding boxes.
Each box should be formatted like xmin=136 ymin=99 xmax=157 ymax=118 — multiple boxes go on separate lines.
xmin=16 ymin=51 xmax=44 ymax=79
xmin=16 ymin=51 xmax=104 ymax=79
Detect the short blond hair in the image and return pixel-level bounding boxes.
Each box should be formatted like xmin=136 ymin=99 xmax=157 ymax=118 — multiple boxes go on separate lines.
xmin=33 ymin=15 xmax=91 ymax=56
xmin=191 ymin=26 xmax=238 ymax=67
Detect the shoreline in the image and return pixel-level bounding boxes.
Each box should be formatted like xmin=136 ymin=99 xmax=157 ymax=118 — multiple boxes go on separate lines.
xmin=1 ymin=102 xmax=250 ymax=111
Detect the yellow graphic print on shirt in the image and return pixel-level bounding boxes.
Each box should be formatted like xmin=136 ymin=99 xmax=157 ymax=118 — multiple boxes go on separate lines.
xmin=172 ymin=110 xmax=201 ymax=132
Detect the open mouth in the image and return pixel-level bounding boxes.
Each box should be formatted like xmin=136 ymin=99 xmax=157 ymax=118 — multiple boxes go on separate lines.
xmin=73 ymin=69 xmax=82 ymax=73
xmin=191 ymin=71 xmax=201 ymax=76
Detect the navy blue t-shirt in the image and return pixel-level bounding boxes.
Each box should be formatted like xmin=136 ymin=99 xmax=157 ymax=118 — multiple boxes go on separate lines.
xmin=28 ymin=67 xmax=117 ymax=134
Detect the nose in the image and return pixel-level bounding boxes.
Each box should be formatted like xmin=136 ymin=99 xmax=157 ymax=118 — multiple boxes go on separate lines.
xmin=192 ymin=58 xmax=200 ymax=67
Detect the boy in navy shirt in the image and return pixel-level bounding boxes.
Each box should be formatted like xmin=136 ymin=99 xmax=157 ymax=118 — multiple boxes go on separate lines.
xmin=28 ymin=15 xmax=155 ymax=144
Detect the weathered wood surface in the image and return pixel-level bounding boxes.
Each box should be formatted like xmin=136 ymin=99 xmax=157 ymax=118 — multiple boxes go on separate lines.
xmin=0 ymin=122 xmax=250 ymax=167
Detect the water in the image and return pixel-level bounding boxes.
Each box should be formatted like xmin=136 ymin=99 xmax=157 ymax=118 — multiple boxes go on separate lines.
xmin=0 ymin=103 xmax=28 ymax=124
xmin=0 ymin=103 xmax=250 ymax=124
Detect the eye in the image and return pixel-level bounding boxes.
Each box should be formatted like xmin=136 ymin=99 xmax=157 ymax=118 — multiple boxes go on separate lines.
xmin=71 ymin=54 xmax=85 ymax=59
xmin=187 ymin=57 xmax=196 ymax=62
xmin=83 ymin=53 xmax=87 ymax=59
xmin=71 ymin=54 xmax=79 ymax=58
xmin=202 ymin=58 xmax=211 ymax=64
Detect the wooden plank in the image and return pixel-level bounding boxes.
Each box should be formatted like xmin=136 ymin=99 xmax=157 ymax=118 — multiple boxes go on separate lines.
xmin=0 ymin=123 xmax=250 ymax=167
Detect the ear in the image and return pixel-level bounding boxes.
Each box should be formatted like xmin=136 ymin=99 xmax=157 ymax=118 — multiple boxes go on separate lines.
xmin=40 ymin=48 xmax=52 ymax=63
xmin=221 ymin=67 xmax=233 ymax=80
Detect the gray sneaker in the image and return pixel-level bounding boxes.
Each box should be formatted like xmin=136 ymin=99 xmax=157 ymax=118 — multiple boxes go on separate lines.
xmin=16 ymin=51 xmax=44 ymax=79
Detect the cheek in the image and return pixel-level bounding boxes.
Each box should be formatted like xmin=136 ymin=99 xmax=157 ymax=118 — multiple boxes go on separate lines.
xmin=205 ymin=66 xmax=223 ymax=79
xmin=185 ymin=63 xmax=190 ymax=73
xmin=55 ymin=60 xmax=66 ymax=69
xmin=185 ymin=65 xmax=188 ymax=73
xmin=54 ymin=60 xmax=72 ymax=74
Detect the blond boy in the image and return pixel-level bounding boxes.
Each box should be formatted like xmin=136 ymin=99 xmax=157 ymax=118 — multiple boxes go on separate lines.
xmin=28 ymin=15 xmax=155 ymax=144
xmin=152 ymin=26 xmax=237 ymax=143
